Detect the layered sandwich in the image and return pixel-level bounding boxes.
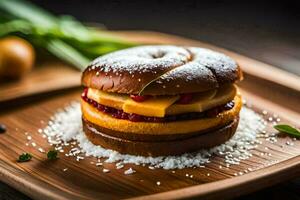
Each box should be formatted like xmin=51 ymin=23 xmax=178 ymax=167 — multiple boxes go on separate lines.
xmin=81 ymin=45 xmax=243 ymax=156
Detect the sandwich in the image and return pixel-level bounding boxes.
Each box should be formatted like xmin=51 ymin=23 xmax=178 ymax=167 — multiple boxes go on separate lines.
xmin=81 ymin=45 xmax=243 ymax=156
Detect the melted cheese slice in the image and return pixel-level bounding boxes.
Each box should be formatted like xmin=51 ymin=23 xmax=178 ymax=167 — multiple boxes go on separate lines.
xmin=88 ymin=89 xmax=129 ymax=110
xmin=81 ymin=94 xmax=242 ymax=135
xmin=166 ymin=86 xmax=236 ymax=115
xmin=87 ymin=85 xmax=237 ymax=117
xmin=123 ymin=96 xmax=179 ymax=117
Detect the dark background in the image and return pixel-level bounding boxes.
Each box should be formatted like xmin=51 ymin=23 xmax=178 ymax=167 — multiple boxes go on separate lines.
xmin=31 ymin=0 xmax=300 ymax=75
xmin=2 ymin=1 xmax=300 ymax=199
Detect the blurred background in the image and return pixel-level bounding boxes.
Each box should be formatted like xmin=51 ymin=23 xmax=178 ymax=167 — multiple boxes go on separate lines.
xmin=32 ymin=0 xmax=300 ymax=75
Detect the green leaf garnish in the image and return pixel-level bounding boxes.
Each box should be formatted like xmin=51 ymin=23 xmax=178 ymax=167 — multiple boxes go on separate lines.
xmin=274 ymin=124 xmax=300 ymax=138
xmin=47 ymin=150 xmax=58 ymax=160
xmin=18 ymin=153 xmax=32 ymax=162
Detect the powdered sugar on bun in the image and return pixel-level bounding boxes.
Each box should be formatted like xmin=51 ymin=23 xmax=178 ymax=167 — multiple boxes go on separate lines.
xmin=82 ymin=45 xmax=242 ymax=95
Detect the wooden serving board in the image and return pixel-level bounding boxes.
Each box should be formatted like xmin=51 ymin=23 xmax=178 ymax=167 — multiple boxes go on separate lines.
xmin=0 ymin=31 xmax=300 ymax=200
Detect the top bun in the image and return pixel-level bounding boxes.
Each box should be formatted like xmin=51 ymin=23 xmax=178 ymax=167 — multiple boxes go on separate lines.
xmin=82 ymin=45 xmax=242 ymax=95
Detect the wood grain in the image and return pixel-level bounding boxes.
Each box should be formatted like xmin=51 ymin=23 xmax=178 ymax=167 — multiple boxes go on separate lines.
xmin=0 ymin=62 xmax=80 ymax=103
xmin=0 ymin=32 xmax=299 ymax=200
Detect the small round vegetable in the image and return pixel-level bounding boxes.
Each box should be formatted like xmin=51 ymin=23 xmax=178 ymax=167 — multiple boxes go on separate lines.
xmin=0 ymin=36 xmax=35 ymax=79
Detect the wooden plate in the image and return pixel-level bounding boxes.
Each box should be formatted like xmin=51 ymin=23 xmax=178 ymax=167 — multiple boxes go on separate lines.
xmin=0 ymin=32 xmax=299 ymax=200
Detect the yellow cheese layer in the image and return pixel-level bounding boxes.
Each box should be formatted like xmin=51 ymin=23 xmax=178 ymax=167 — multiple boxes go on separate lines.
xmin=88 ymin=89 xmax=129 ymax=110
xmin=81 ymin=94 xmax=242 ymax=135
xmin=166 ymin=86 xmax=236 ymax=115
xmin=123 ymin=96 xmax=179 ymax=117
xmin=87 ymin=85 xmax=237 ymax=117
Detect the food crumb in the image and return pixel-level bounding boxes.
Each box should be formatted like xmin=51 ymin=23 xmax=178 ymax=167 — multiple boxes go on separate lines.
xmin=103 ymin=168 xmax=110 ymax=173
xmin=124 ymin=168 xmax=136 ymax=175
xmin=38 ymin=147 xmax=45 ymax=153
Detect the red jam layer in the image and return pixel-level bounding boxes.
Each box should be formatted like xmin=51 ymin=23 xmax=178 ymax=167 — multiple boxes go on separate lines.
xmin=82 ymin=89 xmax=234 ymax=122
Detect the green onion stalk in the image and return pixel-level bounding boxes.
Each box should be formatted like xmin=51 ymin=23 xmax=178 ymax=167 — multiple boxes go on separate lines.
xmin=0 ymin=0 xmax=136 ymax=70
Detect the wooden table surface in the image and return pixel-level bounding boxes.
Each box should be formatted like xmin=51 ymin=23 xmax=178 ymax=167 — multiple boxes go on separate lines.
xmin=1 ymin=30 xmax=300 ymax=199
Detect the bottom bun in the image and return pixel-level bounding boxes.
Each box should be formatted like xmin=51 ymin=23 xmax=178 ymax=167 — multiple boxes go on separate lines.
xmin=82 ymin=116 xmax=239 ymax=156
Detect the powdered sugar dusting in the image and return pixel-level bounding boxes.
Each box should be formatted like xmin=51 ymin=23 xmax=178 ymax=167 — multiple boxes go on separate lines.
xmin=85 ymin=46 xmax=239 ymax=93
xmin=42 ymin=102 xmax=265 ymax=169
xmin=89 ymin=45 xmax=190 ymax=74
xmin=156 ymin=47 xmax=237 ymax=84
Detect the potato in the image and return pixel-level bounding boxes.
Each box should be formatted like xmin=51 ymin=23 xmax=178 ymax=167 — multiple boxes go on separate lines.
xmin=0 ymin=36 xmax=35 ymax=79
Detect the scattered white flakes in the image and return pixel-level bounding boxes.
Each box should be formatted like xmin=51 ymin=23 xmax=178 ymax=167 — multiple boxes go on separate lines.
xmin=124 ymin=168 xmax=136 ymax=175
xmin=116 ymin=165 xmax=124 ymax=169
xmin=148 ymin=166 xmax=155 ymax=170
xmin=189 ymin=175 xmax=193 ymax=178
xmin=268 ymin=117 xmax=273 ymax=122
xmin=96 ymin=163 xmax=103 ymax=167
xmin=234 ymin=173 xmax=238 ymax=176
xmin=63 ymin=168 xmax=68 ymax=172
xmin=42 ymin=103 xmax=266 ymax=169
xmin=156 ymin=181 xmax=161 ymax=186
xmin=76 ymin=156 xmax=84 ymax=161
xmin=207 ymin=173 xmax=210 ymax=176
xmin=219 ymin=165 xmax=222 ymax=169
xmin=25 ymin=143 xmax=29 ymax=146
xmin=27 ymin=136 xmax=32 ymax=141
xmin=103 ymin=169 xmax=110 ymax=173
xmin=31 ymin=142 xmax=36 ymax=147
xmin=171 ymin=171 xmax=175 ymax=173
xmin=38 ymin=129 xmax=43 ymax=133
xmin=262 ymin=110 xmax=268 ymax=115
xmin=38 ymin=147 xmax=45 ymax=153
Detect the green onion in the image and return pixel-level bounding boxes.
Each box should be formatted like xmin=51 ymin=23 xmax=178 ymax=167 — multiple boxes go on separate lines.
xmin=0 ymin=0 xmax=136 ymax=70
xmin=46 ymin=39 xmax=90 ymax=71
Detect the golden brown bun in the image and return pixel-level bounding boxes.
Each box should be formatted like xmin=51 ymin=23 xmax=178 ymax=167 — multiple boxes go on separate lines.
xmin=82 ymin=45 xmax=243 ymax=95
xmin=82 ymin=116 xmax=239 ymax=156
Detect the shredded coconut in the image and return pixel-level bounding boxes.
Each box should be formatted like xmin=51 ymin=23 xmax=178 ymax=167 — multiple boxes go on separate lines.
xmin=124 ymin=168 xmax=136 ymax=175
xmin=41 ymin=102 xmax=265 ymax=170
